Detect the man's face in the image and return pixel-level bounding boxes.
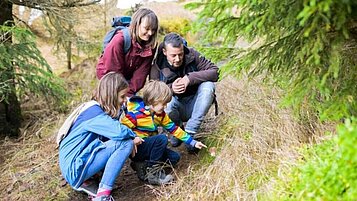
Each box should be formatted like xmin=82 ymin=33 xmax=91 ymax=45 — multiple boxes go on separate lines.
xmin=163 ymin=43 xmax=184 ymax=68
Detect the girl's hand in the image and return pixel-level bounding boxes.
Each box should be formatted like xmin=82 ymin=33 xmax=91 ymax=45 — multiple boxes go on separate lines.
xmin=132 ymin=137 xmax=144 ymax=157
xmin=133 ymin=137 xmax=144 ymax=145
xmin=131 ymin=145 xmax=137 ymax=157
xmin=194 ymin=141 xmax=207 ymax=149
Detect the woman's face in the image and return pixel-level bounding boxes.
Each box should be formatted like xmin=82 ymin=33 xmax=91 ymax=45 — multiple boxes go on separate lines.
xmin=138 ymin=17 xmax=155 ymax=42
xmin=117 ymin=88 xmax=129 ymax=107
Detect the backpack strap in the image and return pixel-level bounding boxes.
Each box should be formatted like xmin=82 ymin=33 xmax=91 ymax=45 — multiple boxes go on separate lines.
xmin=102 ymin=27 xmax=131 ymax=54
xmin=213 ymin=93 xmax=219 ymax=116
xmin=122 ymin=28 xmax=131 ymax=54
xmin=56 ymin=101 xmax=99 ymax=147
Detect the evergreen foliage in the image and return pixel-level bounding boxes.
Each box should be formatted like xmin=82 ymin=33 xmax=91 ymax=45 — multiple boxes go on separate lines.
xmin=0 ymin=24 xmax=68 ymax=105
xmin=186 ymin=0 xmax=357 ymax=120
xmin=274 ymin=117 xmax=357 ymax=200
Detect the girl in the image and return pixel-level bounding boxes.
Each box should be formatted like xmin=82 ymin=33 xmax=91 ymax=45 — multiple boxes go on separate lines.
xmin=96 ymin=8 xmax=159 ymax=97
xmin=58 ymin=72 xmax=141 ymax=201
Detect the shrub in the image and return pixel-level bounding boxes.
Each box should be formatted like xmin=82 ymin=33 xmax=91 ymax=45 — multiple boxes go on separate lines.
xmin=159 ymin=18 xmax=191 ymax=41
xmin=274 ymin=118 xmax=357 ymax=200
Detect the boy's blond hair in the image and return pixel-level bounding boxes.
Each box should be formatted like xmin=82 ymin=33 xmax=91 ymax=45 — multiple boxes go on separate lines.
xmin=142 ymin=80 xmax=172 ymax=105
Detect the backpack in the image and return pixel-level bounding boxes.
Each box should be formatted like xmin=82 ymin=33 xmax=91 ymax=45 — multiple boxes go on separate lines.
xmin=56 ymin=100 xmax=99 ymax=147
xmin=102 ymin=16 xmax=132 ymax=54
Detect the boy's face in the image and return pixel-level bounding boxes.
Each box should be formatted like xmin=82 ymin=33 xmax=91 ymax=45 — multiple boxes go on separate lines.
xmin=150 ymin=102 xmax=167 ymax=114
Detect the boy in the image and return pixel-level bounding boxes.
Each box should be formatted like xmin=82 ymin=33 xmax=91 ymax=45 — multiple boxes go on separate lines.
xmin=121 ymin=80 xmax=207 ymax=185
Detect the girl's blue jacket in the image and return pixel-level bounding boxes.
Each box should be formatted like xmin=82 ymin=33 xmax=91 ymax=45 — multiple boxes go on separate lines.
xmin=59 ymin=101 xmax=135 ymax=188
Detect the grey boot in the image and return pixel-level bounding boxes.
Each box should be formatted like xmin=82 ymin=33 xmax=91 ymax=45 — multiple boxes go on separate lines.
xmin=130 ymin=161 xmax=147 ymax=181
xmin=145 ymin=164 xmax=174 ymax=185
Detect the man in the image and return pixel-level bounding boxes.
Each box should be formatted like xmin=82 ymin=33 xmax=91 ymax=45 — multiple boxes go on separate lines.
xmin=150 ymin=32 xmax=219 ymax=153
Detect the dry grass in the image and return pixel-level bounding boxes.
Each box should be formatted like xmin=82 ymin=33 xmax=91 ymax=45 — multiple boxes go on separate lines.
xmin=0 ymin=68 xmax=335 ymax=201
xmin=156 ymin=76 xmax=335 ymax=201
xmin=0 ymin=59 xmax=98 ymax=200
xmin=1 ymin=2 xmax=337 ymax=201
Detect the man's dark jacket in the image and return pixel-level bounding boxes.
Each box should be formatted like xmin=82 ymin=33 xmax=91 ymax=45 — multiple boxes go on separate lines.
xmin=150 ymin=43 xmax=219 ymax=98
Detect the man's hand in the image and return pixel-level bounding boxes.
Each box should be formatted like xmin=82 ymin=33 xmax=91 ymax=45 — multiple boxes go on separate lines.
xmin=172 ymin=76 xmax=189 ymax=94
xmin=178 ymin=75 xmax=190 ymax=88
xmin=194 ymin=141 xmax=207 ymax=149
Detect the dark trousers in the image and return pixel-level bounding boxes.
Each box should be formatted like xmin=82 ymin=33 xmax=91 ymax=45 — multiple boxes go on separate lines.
xmin=132 ymin=134 xmax=181 ymax=166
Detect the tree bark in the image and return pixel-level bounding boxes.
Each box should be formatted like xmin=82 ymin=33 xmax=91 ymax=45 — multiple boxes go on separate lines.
xmin=0 ymin=1 xmax=22 ymax=137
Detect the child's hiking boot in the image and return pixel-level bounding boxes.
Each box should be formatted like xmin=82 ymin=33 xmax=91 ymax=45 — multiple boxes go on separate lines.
xmin=77 ymin=179 xmax=99 ymax=197
xmin=145 ymin=164 xmax=174 ymax=185
xmin=170 ymin=136 xmax=182 ymax=147
xmin=130 ymin=161 xmax=147 ymax=181
xmin=91 ymin=195 xmax=114 ymax=201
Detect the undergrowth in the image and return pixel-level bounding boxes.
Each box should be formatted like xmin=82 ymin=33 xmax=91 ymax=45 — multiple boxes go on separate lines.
xmin=157 ymin=76 xmax=335 ymax=200
xmin=272 ymin=117 xmax=357 ymax=201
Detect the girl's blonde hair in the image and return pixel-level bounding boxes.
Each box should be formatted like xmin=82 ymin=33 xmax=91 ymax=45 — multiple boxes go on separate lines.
xmin=130 ymin=8 xmax=158 ymax=48
xmin=142 ymin=80 xmax=172 ymax=106
xmin=92 ymin=72 xmax=128 ymax=118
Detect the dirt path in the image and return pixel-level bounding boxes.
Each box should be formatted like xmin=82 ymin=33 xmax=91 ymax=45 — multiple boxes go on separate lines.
xmin=66 ymin=116 xmax=216 ymax=200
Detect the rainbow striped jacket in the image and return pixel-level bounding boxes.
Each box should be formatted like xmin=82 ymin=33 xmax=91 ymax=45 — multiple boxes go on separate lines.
xmin=121 ymin=96 xmax=196 ymax=146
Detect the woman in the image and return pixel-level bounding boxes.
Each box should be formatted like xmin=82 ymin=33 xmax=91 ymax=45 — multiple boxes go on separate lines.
xmin=96 ymin=8 xmax=159 ymax=97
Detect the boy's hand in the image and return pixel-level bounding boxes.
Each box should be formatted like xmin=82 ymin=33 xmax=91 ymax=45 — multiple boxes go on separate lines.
xmin=194 ymin=141 xmax=207 ymax=149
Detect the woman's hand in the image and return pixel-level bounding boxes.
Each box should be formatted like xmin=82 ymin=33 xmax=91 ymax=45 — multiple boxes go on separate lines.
xmin=194 ymin=141 xmax=207 ymax=149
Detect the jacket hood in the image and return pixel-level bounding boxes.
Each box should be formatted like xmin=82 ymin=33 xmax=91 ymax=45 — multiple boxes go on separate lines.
xmin=127 ymin=96 xmax=150 ymax=114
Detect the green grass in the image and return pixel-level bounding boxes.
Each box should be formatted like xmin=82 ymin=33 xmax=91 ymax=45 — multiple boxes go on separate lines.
xmin=272 ymin=117 xmax=357 ymax=201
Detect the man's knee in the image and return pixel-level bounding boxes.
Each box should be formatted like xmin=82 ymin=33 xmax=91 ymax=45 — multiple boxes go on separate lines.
xmin=198 ymin=81 xmax=215 ymax=95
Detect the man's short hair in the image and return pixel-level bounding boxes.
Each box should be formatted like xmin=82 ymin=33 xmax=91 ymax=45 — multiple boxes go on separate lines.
xmin=142 ymin=80 xmax=172 ymax=105
xmin=163 ymin=32 xmax=184 ymax=48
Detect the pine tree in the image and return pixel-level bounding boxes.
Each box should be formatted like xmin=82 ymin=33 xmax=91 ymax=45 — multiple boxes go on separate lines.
xmin=186 ymin=0 xmax=357 ymax=120
xmin=0 ymin=0 xmax=100 ymax=137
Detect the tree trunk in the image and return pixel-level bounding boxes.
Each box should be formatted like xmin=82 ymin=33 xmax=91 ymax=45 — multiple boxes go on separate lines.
xmin=67 ymin=40 xmax=72 ymax=69
xmin=0 ymin=1 xmax=22 ymax=137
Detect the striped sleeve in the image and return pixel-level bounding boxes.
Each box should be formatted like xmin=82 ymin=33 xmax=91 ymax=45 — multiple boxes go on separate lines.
xmin=160 ymin=113 xmax=196 ymax=146
xmin=121 ymin=112 xmax=137 ymax=129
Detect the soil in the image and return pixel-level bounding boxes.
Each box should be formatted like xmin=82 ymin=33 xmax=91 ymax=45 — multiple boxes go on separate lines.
xmin=66 ymin=118 xmax=216 ymax=201
xmin=4 ymin=2 xmax=216 ymax=200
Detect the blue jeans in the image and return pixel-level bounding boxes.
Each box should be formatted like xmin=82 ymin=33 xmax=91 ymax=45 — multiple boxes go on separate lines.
xmin=166 ymin=81 xmax=215 ymax=135
xmin=132 ymin=134 xmax=181 ymax=166
xmin=83 ymin=139 xmax=133 ymax=190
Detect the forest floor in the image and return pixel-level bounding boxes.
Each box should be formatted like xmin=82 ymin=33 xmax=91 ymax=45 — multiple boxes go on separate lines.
xmin=0 ymin=1 xmax=218 ymax=200
xmin=0 ymin=1 xmax=336 ymax=201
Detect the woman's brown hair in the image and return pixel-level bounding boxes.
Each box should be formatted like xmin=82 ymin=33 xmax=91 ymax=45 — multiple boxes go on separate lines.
xmin=130 ymin=8 xmax=158 ymax=48
xmin=92 ymin=72 xmax=128 ymax=118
